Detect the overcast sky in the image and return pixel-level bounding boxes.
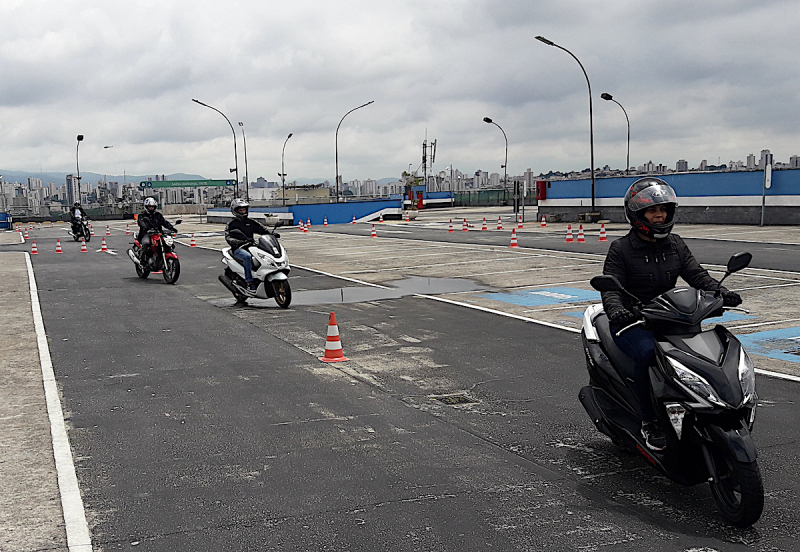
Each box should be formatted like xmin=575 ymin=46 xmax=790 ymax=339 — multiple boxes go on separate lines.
xmin=2 ymin=0 xmax=799 ymax=182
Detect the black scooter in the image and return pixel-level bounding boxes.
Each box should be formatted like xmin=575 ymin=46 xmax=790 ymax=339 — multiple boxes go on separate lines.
xmin=579 ymin=252 xmax=763 ymax=527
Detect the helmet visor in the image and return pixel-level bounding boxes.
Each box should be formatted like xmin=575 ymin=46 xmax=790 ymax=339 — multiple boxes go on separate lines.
xmin=628 ymin=184 xmax=677 ymax=212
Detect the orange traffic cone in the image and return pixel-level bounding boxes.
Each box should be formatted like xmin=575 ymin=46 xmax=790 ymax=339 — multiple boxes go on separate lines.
xmin=405 ymin=211 xmax=410 ymax=222
xmin=496 ymin=216 xmax=503 ymax=230
xmin=306 ymin=218 xmax=311 ymax=228
xmin=23 ymin=230 xmax=29 ymax=240
xmin=126 ymin=224 xmax=131 ymax=235
xmin=319 ymin=312 xmax=349 ymax=362
xmin=379 ymin=213 xmax=384 ymax=223
xmin=599 ymin=223 xmax=608 ymax=242
xmin=297 ymin=220 xmax=303 ymax=230
xmin=565 ymin=224 xmax=574 ymax=243
xmin=80 ymin=238 xmax=88 ymax=253
xmin=324 ymin=216 xmax=328 ymax=227
xmin=190 ymin=234 xmax=197 ymax=247
xmin=577 ymin=224 xmax=585 ymax=243
xmin=90 ymin=225 xmax=95 ymax=237
xmin=352 ymin=215 xmax=357 ymax=224
xmin=509 ymin=229 xmax=519 ymax=248
xmin=101 ymin=237 xmax=108 ymax=252
xmin=448 ymin=219 xmax=454 ymax=233
xmin=481 ymin=217 xmax=487 ymax=231
xmin=540 ymin=215 xmax=547 ymax=228
xmin=371 ymin=224 xmax=377 ymax=238
xmin=303 ymin=222 xmax=309 ymax=234
xmin=518 ymin=214 xmax=523 ymax=229
xmin=55 ymin=239 xmax=63 ymax=253
xmin=106 ymin=225 xmax=111 ymax=236
xmin=31 ymin=239 xmax=38 ymax=254
xmin=462 ymin=218 xmax=468 ymax=232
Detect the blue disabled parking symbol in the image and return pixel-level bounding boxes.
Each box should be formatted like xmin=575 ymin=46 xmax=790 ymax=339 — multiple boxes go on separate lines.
xmin=481 ymin=287 xmax=600 ymax=307
xmin=737 ymin=327 xmax=800 ymax=364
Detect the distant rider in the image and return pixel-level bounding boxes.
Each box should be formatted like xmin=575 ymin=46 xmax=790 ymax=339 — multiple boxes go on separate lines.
xmin=136 ymin=197 xmax=177 ymax=264
xmin=69 ymin=202 xmax=87 ymax=235
xmin=601 ymin=177 xmax=742 ymax=452
xmin=225 ymin=198 xmax=270 ymax=293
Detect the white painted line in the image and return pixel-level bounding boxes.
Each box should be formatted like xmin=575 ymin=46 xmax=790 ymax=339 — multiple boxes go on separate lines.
xmin=25 ymin=253 xmax=93 ymax=552
xmin=755 ymin=369 xmax=800 ymax=383
xmin=728 ymin=318 xmax=800 ymax=330
xmin=733 ymin=282 xmax=800 ymax=291
xmin=523 ymin=304 xmax=594 ymax=313
xmin=290 ymin=264 xmax=392 ymax=289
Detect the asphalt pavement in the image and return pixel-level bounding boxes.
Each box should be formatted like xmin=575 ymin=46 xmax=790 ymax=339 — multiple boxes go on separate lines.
xmin=2 ymin=221 xmax=800 ymax=551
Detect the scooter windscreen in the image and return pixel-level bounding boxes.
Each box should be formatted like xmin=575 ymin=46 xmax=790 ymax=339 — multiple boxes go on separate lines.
xmin=258 ymin=234 xmax=282 ymax=257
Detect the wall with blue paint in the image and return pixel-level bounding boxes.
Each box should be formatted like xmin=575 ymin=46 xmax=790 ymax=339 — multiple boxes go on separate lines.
xmin=210 ymin=198 xmax=403 ymax=226
xmin=0 ymin=213 xmax=11 ymax=229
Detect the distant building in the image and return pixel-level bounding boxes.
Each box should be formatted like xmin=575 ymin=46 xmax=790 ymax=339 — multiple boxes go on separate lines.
xmin=746 ymin=153 xmax=756 ymax=170
xmin=790 ymin=155 xmax=800 ymax=168
xmin=676 ymin=159 xmax=688 ymax=172
xmin=66 ymin=174 xmax=81 ymax=204
xmin=759 ymin=149 xmax=772 ymax=169
xmin=699 ymin=160 xmax=708 ymax=171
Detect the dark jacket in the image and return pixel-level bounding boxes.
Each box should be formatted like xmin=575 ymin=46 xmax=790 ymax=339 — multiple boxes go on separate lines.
xmin=601 ymin=230 xmax=722 ymax=319
xmin=137 ymin=210 xmax=176 ymax=238
xmin=225 ymin=217 xmax=270 ymax=250
xmin=69 ymin=206 xmax=86 ymax=220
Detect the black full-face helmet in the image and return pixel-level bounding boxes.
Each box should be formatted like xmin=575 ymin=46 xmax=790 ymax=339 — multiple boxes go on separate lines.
xmin=624 ymin=177 xmax=678 ymax=239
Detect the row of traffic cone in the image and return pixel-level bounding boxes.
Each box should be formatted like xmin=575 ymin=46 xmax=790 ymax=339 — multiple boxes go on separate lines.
xmin=564 ymin=223 xmax=608 ymax=243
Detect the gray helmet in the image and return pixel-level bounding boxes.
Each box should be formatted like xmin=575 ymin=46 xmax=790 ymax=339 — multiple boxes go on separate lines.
xmin=230 ymin=198 xmax=250 ymax=219
xmin=624 ymin=177 xmax=677 ymax=239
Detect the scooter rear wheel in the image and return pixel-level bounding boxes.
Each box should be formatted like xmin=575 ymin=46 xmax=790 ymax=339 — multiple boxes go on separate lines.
xmin=709 ymin=450 xmax=764 ymax=527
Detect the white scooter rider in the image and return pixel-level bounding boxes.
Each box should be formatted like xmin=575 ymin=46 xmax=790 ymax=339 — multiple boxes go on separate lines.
xmin=224 ymin=198 xmax=270 ymax=294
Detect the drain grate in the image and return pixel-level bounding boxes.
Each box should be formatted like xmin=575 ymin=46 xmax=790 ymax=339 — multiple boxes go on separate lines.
xmin=431 ymin=392 xmax=478 ymax=405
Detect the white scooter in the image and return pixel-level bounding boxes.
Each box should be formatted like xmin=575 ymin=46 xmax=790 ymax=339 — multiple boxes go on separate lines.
xmin=218 ymin=228 xmax=291 ymax=307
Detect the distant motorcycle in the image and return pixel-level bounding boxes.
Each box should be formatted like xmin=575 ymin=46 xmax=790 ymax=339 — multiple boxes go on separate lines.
xmin=70 ymin=219 xmax=91 ymax=242
xmin=126 ymin=220 xmax=182 ymax=284
xmin=218 ymin=227 xmax=291 ymax=307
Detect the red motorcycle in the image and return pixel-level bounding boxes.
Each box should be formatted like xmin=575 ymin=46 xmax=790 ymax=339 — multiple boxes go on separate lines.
xmin=126 ymin=221 xmax=182 ymax=284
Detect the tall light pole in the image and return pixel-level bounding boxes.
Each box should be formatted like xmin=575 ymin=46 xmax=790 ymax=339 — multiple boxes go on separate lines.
xmin=76 ymin=135 xmax=84 ymax=203
xmin=192 ymin=98 xmax=239 ymax=198
xmin=238 ymin=122 xmax=249 ymax=201
xmin=483 ymin=117 xmax=511 ymax=212
xmin=279 ymin=133 xmax=293 ymax=206
xmin=536 ymin=36 xmax=596 ymax=212
xmin=335 ymin=101 xmax=374 ymax=202
xmin=601 ymin=93 xmax=630 ymax=175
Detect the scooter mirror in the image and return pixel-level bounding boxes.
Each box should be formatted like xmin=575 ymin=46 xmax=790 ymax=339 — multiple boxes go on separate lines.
xmin=727 ymin=252 xmax=752 ymax=274
xmin=174 ymin=220 xmax=182 ymax=225
xmin=590 ymin=275 xmax=623 ymax=293
xmin=273 ymin=233 xmax=281 ymax=239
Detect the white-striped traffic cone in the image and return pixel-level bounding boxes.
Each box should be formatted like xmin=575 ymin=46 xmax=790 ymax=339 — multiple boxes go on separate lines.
xmin=462 ymin=218 xmax=468 ymax=232
xmin=371 ymin=224 xmax=377 ymax=238
xmin=106 ymin=225 xmax=111 ymax=236
xmin=352 ymin=215 xmax=357 ymax=224
xmin=324 ymin=216 xmax=328 ymax=227
xmin=55 ymin=239 xmax=63 ymax=253
xmin=319 ymin=312 xmax=349 ymax=362
xmin=80 ymin=238 xmax=88 ymax=253
xmin=190 ymin=234 xmax=197 ymax=247
xmin=405 ymin=211 xmax=410 ymax=222
xmin=565 ymin=224 xmax=574 ymax=243
xmin=599 ymin=223 xmax=608 ymax=242
xmin=448 ymin=220 xmax=454 ymax=233
xmin=540 ymin=215 xmax=547 ymax=228
xmin=23 ymin=230 xmax=29 ymax=240
xmin=379 ymin=213 xmax=384 ymax=223
xmin=481 ymin=217 xmax=487 ymax=231
xmin=577 ymin=224 xmax=585 ymax=243
xmin=496 ymin=216 xmax=503 ymax=230
xmin=90 ymin=225 xmax=95 ymax=236
xmin=101 ymin=237 xmax=108 ymax=252
xmin=303 ymin=222 xmax=309 ymax=234
xmin=518 ymin=214 xmax=523 ymax=229
xmin=509 ymin=229 xmax=519 ymax=248
xmin=31 ymin=240 xmax=38 ymax=254
xmin=126 ymin=224 xmax=131 ymax=235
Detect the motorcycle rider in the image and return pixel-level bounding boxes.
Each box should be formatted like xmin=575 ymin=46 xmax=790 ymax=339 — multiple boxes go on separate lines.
xmin=601 ymin=177 xmax=742 ymax=452
xmin=136 ymin=197 xmax=177 ymax=264
xmin=224 ymin=198 xmax=270 ymax=294
xmin=69 ymin=201 xmax=87 ymax=235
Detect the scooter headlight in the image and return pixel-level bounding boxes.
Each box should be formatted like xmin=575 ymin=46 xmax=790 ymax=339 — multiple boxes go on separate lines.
xmin=667 ymin=356 xmax=727 ymax=407
xmin=738 ymin=347 xmax=756 ymax=406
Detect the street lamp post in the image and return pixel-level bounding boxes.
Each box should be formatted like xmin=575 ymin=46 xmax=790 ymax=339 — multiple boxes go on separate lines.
xmin=483 ymin=117 xmax=512 ymax=212
xmin=535 ymin=36 xmax=596 ymax=213
xmin=279 ymin=133 xmax=293 ymax=206
xmin=76 ymin=135 xmax=84 ymax=203
xmin=335 ymin=101 xmax=374 ymax=202
xmin=238 ymin=122 xmax=249 ymax=201
xmin=601 ymin=93 xmax=630 ymax=175
xmin=192 ymin=99 xmax=240 ymax=198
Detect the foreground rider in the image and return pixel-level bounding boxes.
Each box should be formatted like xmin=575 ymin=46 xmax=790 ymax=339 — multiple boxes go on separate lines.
xmin=601 ymin=177 xmax=742 ymax=452
xmin=69 ymin=202 xmax=87 ymax=234
xmin=225 ymin=198 xmax=270 ymax=293
xmin=136 ymin=197 xmax=177 ymax=264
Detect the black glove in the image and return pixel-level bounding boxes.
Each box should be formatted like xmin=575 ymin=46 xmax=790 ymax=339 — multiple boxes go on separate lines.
xmin=721 ymin=289 xmax=742 ymax=307
xmin=608 ymin=307 xmax=638 ymax=329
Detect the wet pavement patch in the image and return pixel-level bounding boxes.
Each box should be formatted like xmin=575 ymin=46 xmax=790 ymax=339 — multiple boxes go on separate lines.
xmin=738 ymin=326 xmax=800 ymax=363
xmin=431 ymin=392 xmax=478 ymax=405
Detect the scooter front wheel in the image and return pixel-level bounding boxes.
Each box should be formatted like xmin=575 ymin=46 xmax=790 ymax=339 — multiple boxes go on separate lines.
xmin=273 ymin=280 xmax=291 ymax=309
xmin=163 ymin=258 xmax=180 ymax=284
xmin=709 ymin=450 xmax=764 ymax=527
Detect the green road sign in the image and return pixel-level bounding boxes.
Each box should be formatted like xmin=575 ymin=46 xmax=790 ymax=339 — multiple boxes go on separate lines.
xmin=139 ymin=179 xmax=235 ymax=189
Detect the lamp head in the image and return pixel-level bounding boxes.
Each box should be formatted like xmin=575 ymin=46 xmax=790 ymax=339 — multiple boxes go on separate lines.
xmin=288 ymin=133 xmax=293 ymax=139
xmin=601 ymin=93 xmax=613 ymax=101
xmin=77 ymin=135 xmax=84 ymax=142
xmin=535 ymin=36 xmax=555 ymax=46
xmin=238 ymin=121 xmax=243 ymax=127
xmin=483 ymin=117 xmax=493 ymax=124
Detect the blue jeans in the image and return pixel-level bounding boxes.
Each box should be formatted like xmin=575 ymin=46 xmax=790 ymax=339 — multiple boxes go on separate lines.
xmin=233 ymin=248 xmax=253 ymax=282
xmin=612 ymin=326 xmax=658 ymax=423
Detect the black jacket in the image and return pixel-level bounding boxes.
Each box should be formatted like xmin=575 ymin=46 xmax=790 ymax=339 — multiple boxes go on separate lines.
xmin=137 ymin=210 xmax=176 ymax=237
xmin=601 ymin=230 xmax=722 ymax=318
xmin=225 ymin=217 xmax=270 ymax=250
xmin=69 ymin=206 xmax=86 ymax=220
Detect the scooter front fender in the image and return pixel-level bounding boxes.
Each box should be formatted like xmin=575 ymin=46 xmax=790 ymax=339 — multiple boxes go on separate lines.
xmin=266 ymin=271 xmax=289 ymax=282
xmin=706 ymin=424 xmax=758 ymax=464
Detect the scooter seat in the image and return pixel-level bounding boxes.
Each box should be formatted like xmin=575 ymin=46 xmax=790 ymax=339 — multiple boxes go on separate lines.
xmin=594 ymin=313 xmax=636 ymax=382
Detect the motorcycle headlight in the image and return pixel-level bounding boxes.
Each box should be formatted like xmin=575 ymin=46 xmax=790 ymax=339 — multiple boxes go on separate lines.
xmin=738 ymin=347 xmax=756 ymax=406
xmin=163 ymin=235 xmax=174 ymax=246
xmin=667 ymin=356 xmax=727 ymax=407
